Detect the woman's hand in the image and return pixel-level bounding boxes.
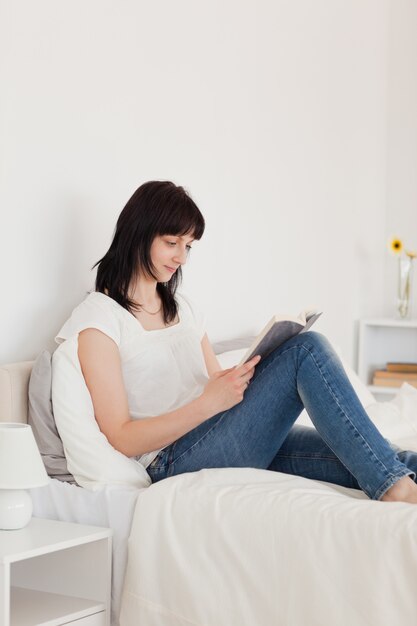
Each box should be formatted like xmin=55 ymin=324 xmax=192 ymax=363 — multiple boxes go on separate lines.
xmin=199 ymin=355 xmax=261 ymax=416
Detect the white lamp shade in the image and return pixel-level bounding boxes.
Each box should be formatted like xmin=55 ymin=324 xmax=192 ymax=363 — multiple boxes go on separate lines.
xmin=0 ymin=423 xmax=49 ymax=489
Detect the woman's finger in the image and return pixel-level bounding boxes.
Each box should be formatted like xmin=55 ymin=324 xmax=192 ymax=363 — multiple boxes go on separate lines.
xmin=213 ymin=366 xmax=235 ymax=378
xmin=236 ymin=367 xmax=256 ymax=384
xmin=236 ymin=355 xmax=261 ymax=375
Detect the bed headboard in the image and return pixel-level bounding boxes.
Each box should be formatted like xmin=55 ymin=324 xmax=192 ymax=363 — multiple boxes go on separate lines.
xmin=0 ymin=361 xmax=34 ymax=424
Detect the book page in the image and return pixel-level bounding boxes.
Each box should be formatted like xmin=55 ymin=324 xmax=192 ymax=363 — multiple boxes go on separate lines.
xmin=300 ymin=311 xmax=322 ymax=332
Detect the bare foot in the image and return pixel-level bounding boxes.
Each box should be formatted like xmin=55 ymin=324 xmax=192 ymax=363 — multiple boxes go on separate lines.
xmin=380 ymin=476 xmax=417 ymax=503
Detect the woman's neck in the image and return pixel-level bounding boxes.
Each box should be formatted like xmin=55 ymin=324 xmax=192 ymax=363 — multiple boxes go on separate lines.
xmin=129 ymin=278 xmax=160 ymax=309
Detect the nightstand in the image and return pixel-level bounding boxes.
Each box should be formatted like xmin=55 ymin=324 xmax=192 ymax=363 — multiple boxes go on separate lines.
xmin=0 ymin=517 xmax=112 ymax=626
xmin=358 ymin=318 xmax=417 ymax=400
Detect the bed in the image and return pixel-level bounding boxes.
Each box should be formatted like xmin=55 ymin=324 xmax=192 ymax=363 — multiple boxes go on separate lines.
xmin=2 ymin=348 xmax=417 ymax=626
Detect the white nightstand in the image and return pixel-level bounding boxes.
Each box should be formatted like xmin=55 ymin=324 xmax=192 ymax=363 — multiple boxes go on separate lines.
xmin=0 ymin=517 xmax=112 ymax=626
xmin=358 ymin=318 xmax=417 ymax=400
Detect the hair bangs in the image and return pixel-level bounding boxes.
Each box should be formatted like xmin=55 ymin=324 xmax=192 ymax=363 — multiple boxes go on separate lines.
xmin=156 ymin=191 xmax=205 ymax=241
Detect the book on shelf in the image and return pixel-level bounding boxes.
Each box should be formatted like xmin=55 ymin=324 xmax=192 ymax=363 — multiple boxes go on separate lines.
xmin=237 ymin=309 xmax=322 ymax=367
xmin=372 ymin=377 xmax=417 ymax=389
xmin=386 ymin=362 xmax=417 ymax=373
xmin=373 ymin=369 xmax=417 ymax=380
xmin=372 ymin=368 xmax=417 ymax=388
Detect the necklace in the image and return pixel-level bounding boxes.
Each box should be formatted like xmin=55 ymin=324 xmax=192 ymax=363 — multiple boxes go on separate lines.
xmin=140 ymin=304 xmax=162 ymax=315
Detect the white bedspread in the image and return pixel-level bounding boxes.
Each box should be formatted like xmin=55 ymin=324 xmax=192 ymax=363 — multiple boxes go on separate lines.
xmin=120 ymin=467 xmax=417 ymax=626
xmin=119 ymin=371 xmax=417 ymax=625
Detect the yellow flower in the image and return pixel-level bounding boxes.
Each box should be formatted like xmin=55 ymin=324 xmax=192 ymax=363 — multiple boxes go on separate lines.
xmin=389 ymin=237 xmax=403 ymax=255
xmin=406 ymin=250 xmax=417 ymax=259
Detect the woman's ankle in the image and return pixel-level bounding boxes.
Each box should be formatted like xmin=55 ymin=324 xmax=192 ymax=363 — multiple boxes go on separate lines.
xmin=380 ymin=476 xmax=417 ymax=503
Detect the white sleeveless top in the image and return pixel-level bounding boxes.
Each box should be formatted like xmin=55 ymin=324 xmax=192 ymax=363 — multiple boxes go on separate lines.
xmin=54 ymin=291 xmax=209 ymax=468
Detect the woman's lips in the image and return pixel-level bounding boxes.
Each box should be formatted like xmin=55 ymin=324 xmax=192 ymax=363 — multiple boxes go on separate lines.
xmin=165 ymin=266 xmax=177 ymax=273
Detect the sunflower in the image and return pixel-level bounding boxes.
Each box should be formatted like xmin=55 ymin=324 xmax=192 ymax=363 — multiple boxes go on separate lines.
xmin=406 ymin=250 xmax=417 ymax=259
xmin=389 ymin=237 xmax=403 ymax=255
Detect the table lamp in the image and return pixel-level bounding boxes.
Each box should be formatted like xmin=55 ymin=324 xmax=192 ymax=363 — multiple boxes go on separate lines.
xmin=0 ymin=423 xmax=49 ymax=530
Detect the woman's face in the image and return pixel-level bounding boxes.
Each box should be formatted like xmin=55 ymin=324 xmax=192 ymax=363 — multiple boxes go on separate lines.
xmin=149 ymin=233 xmax=195 ymax=282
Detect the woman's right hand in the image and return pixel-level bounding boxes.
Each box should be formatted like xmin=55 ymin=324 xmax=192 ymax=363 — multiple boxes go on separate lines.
xmin=199 ymin=355 xmax=261 ymax=416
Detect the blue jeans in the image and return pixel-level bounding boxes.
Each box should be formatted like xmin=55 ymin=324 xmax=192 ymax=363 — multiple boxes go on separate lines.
xmin=147 ymin=332 xmax=417 ymax=500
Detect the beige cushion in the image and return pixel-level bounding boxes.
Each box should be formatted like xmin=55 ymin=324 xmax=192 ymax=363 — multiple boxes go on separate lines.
xmin=0 ymin=361 xmax=33 ymax=423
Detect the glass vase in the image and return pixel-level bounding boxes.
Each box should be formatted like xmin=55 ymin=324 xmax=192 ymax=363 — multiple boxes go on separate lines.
xmin=397 ymin=256 xmax=413 ymax=319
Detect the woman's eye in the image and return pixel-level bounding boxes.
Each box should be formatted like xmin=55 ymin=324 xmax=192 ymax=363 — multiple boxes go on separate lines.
xmin=167 ymin=241 xmax=192 ymax=251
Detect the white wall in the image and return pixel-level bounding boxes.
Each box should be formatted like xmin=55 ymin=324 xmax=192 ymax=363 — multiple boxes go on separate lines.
xmin=384 ymin=0 xmax=417 ymax=316
xmin=0 ymin=0 xmax=399 ymax=366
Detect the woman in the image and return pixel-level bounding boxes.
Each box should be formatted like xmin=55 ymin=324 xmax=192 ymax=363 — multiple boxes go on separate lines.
xmin=74 ymin=180 xmax=417 ymax=502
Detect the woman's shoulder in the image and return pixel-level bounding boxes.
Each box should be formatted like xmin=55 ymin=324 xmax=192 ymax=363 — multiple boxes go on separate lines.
xmin=86 ymin=290 xmax=123 ymax=311
xmin=54 ymin=291 xmax=124 ymax=346
xmin=70 ymin=290 xmax=124 ymax=321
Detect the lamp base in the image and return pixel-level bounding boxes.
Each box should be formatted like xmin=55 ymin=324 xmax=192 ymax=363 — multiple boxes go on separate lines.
xmin=0 ymin=489 xmax=33 ymax=530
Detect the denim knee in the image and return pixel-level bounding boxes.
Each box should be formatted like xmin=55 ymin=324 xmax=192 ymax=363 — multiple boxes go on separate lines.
xmin=253 ymin=330 xmax=336 ymax=384
xmin=295 ymin=331 xmax=333 ymax=355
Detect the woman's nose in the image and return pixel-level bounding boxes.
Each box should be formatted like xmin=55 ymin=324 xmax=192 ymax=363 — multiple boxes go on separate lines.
xmin=173 ymin=248 xmax=187 ymax=264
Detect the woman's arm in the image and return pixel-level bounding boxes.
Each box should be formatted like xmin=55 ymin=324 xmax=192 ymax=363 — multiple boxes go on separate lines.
xmin=201 ymin=332 xmax=222 ymax=376
xmin=78 ymin=328 xmax=213 ymax=458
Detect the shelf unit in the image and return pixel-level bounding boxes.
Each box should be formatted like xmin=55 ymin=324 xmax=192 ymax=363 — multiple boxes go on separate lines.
xmin=358 ymin=318 xmax=417 ymax=400
xmin=0 ymin=517 xmax=112 ymax=626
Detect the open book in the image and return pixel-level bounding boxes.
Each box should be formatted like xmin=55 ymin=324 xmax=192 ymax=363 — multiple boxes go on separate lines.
xmin=237 ymin=310 xmax=322 ymax=367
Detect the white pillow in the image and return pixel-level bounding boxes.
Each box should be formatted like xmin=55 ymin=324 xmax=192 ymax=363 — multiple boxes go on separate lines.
xmin=51 ymin=336 xmax=151 ymax=491
xmin=366 ymin=384 xmax=417 ymax=451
